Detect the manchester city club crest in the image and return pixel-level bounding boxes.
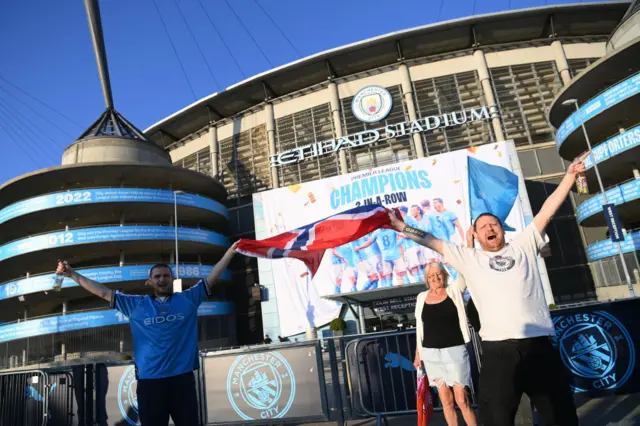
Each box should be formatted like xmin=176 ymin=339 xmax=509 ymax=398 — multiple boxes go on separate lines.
xmin=488 ymin=255 xmax=515 ymax=272
xmin=118 ymin=365 xmax=139 ymax=425
xmin=351 ymin=85 xmax=393 ymax=123
xmin=226 ymin=352 xmax=296 ymax=421
xmin=552 ymin=311 xmax=635 ymax=392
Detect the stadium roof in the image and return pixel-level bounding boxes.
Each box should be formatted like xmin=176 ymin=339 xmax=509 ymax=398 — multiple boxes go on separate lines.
xmin=144 ymin=2 xmax=630 ymax=148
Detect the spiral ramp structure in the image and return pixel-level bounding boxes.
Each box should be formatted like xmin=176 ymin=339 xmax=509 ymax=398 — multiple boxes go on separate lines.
xmin=548 ymin=0 xmax=640 ymax=300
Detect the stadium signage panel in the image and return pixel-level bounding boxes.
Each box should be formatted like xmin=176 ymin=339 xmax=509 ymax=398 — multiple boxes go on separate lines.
xmin=576 ymin=179 xmax=640 ymax=223
xmin=0 ymin=264 xmax=232 ymax=301
xmin=556 ymin=74 xmax=640 ymax=146
xmin=0 ymin=188 xmax=228 ymax=225
xmin=0 ymin=302 xmax=234 ymax=343
xmin=0 ymin=226 xmax=228 ymax=262
xmin=269 ymin=105 xmax=496 ymax=167
xmin=586 ymin=230 xmax=640 ymax=261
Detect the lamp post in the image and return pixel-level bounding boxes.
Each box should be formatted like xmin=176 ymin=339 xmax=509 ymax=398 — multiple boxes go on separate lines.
xmin=562 ymin=99 xmax=635 ymax=297
xmin=173 ymin=190 xmax=184 ymax=280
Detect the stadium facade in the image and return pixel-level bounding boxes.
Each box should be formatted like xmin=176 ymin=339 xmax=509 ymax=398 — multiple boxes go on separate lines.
xmin=146 ymin=2 xmax=639 ymax=337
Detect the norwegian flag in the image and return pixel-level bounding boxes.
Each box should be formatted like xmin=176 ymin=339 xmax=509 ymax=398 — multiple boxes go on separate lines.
xmin=237 ymin=204 xmax=398 ymax=277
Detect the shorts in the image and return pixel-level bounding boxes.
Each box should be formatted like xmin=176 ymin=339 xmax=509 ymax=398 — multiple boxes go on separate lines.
xmin=341 ymin=267 xmax=357 ymax=285
xmin=331 ymin=262 xmax=345 ymax=281
xmin=420 ymin=345 xmax=472 ymax=388
xmin=405 ymin=247 xmax=422 ymax=269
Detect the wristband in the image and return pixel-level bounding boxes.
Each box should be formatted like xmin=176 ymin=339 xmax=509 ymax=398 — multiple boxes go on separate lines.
xmin=403 ymin=225 xmax=427 ymax=238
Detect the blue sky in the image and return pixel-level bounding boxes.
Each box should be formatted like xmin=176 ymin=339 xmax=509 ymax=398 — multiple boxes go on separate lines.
xmin=0 ymin=0 xmax=592 ymax=184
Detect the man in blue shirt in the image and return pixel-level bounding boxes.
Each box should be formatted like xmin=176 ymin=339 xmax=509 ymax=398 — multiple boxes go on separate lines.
xmin=55 ymin=242 xmax=238 ymax=426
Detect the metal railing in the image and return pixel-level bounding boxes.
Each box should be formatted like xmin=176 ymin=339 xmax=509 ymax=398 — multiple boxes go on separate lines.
xmin=0 ymin=369 xmax=49 ymax=426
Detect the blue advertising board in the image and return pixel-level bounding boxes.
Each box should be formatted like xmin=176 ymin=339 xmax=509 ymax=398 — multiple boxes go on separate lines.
xmin=584 ymin=125 xmax=640 ymax=169
xmin=576 ymin=179 xmax=640 ymax=223
xmin=0 ymin=302 xmax=234 ymax=343
xmin=556 ymin=74 xmax=640 ymax=147
xmin=0 ymin=264 xmax=232 ymax=301
xmin=0 ymin=188 xmax=228 ymax=225
xmin=586 ymin=231 xmax=640 ymax=261
xmin=0 ymin=226 xmax=228 ymax=262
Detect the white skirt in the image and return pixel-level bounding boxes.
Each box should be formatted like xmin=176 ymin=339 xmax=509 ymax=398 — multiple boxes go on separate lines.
xmin=419 ymin=344 xmax=472 ymax=388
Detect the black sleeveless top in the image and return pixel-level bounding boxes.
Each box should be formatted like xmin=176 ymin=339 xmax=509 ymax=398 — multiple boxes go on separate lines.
xmin=421 ymin=296 xmax=465 ymax=349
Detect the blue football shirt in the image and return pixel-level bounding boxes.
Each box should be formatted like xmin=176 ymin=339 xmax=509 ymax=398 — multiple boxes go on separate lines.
xmin=358 ymin=234 xmax=382 ymax=258
xmin=430 ymin=210 xmax=458 ymax=241
xmin=375 ymin=228 xmax=404 ymax=261
xmin=110 ymin=280 xmax=210 ymax=379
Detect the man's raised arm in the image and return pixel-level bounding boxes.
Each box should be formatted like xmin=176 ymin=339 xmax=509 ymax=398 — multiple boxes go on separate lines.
xmin=533 ymin=151 xmax=589 ymax=234
xmin=56 ymin=261 xmax=113 ymax=302
xmin=387 ymin=211 xmax=444 ymax=255
xmin=205 ymin=241 xmax=239 ymax=291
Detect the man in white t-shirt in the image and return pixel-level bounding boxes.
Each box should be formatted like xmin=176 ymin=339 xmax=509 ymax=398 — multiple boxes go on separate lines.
xmin=388 ymin=153 xmax=589 ymax=426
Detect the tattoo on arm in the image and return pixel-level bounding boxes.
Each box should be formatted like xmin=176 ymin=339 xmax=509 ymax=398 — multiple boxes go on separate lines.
xmin=403 ymin=225 xmax=427 ymax=238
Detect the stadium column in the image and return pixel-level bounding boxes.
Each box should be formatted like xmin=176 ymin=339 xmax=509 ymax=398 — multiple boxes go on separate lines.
xmin=398 ymin=63 xmax=425 ymax=158
xmin=265 ymin=102 xmax=280 ymax=188
xmin=208 ymin=125 xmax=219 ymax=178
xmin=551 ymin=40 xmax=572 ymax=86
xmin=328 ymin=81 xmax=349 ymax=174
xmin=473 ymin=50 xmax=506 ymax=141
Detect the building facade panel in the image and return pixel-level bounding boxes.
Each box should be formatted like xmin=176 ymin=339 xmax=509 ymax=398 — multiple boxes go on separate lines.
xmin=490 ymin=61 xmax=563 ymax=147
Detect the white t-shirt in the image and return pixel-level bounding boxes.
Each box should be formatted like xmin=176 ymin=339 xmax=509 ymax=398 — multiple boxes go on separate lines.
xmin=442 ymin=223 xmax=554 ymax=341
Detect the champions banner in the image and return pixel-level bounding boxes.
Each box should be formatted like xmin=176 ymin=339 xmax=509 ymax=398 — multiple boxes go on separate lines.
xmin=253 ymin=141 xmax=551 ymax=336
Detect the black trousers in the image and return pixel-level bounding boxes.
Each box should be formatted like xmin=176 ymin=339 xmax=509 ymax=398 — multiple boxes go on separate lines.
xmin=137 ymin=371 xmax=199 ymax=426
xmin=479 ymin=337 xmax=579 ymax=426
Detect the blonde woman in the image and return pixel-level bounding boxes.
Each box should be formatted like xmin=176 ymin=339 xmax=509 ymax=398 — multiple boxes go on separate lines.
xmin=414 ymin=262 xmax=477 ymax=426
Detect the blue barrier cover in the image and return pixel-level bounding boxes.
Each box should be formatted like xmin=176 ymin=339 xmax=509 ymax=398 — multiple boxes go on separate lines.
xmin=556 ymin=74 xmax=640 ymax=147
xmin=576 ymin=180 xmax=640 ymax=222
xmin=0 ymin=264 xmax=232 ymax=301
xmin=0 ymin=226 xmax=228 ymax=261
xmin=0 ymin=188 xmax=228 ymax=224
xmin=0 ymin=301 xmax=234 ymax=343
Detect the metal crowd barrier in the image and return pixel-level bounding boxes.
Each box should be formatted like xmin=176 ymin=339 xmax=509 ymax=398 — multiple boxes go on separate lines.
xmin=342 ymin=329 xmax=480 ymax=426
xmin=0 ymin=369 xmax=49 ymax=426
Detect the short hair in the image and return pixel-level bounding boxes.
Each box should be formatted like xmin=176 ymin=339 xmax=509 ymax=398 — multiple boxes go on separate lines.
xmin=420 ymin=200 xmax=431 ymax=207
xmin=433 ymin=198 xmax=443 ymax=204
xmin=149 ymin=263 xmax=173 ymax=278
xmin=410 ymin=204 xmax=423 ymax=215
xmin=424 ymin=262 xmax=449 ymax=287
xmin=473 ymin=213 xmax=503 ymax=231
xmin=398 ymin=206 xmax=409 ymax=213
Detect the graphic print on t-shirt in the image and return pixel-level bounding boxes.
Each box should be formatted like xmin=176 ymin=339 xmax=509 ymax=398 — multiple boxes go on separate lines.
xmin=488 ymin=255 xmax=515 ymax=272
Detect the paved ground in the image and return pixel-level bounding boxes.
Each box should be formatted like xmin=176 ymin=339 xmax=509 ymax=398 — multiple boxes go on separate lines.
xmin=299 ymin=393 xmax=640 ymax=426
